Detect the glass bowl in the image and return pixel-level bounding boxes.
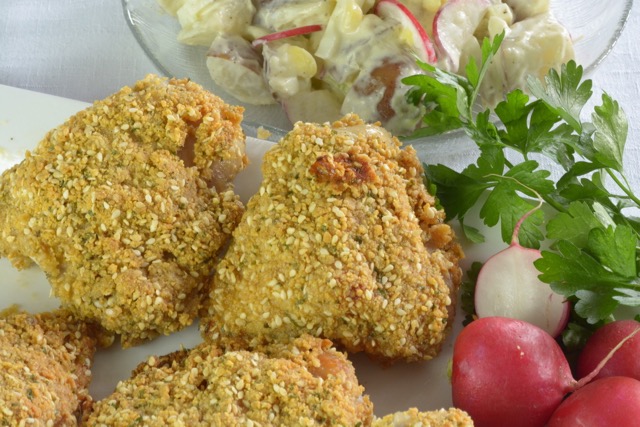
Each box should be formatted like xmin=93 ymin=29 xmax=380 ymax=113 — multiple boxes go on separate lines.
xmin=122 ymin=0 xmax=634 ymax=141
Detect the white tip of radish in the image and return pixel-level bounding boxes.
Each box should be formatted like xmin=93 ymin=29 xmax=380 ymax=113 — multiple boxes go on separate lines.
xmin=474 ymin=244 xmax=570 ymax=337
xmin=374 ymin=0 xmax=437 ymax=63
xmin=432 ymin=0 xmax=492 ymax=71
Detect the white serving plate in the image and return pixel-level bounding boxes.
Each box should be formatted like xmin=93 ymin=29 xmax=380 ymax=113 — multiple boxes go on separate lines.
xmin=0 ymin=84 xmax=502 ymax=416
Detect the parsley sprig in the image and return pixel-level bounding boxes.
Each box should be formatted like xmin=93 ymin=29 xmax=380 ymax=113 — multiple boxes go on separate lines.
xmin=403 ymin=35 xmax=640 ymax=347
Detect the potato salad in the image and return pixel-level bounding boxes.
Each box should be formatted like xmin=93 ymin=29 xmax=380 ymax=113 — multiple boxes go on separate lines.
xmin=159 ymin=0 xmax=574 ymax=136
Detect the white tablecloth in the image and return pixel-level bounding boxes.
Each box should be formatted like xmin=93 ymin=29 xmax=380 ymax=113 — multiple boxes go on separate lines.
xmin=1 ymin=0 xmax=639 ymax=173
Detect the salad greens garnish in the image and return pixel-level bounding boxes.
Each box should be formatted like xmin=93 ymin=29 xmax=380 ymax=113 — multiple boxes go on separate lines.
xmin=402 ymin=34 xmax=640 ymax=348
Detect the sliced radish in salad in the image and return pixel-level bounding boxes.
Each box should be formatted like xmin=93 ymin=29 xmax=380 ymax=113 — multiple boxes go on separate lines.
xmin=252 ymin=24 xmax=324 ymax=47
xmin=374 ymin=0 xmax=437 ymax=64
xmin=433 ymin=0 xmax=493 ymax=71
xmin=474 ymin=204 xmax=570 ymax=337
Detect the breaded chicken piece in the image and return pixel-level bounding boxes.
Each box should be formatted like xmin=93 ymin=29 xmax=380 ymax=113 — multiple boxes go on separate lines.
xmin=0 ymin=75 xmax=247 ymax=346
xmin=0 ymin=308 xmax=105 ymax=426
xmin=374 ymin=408 xmax=474 ymax=427
xmin=86 ymin=335 xmax=373 ymax=426
xmin=201 ymin=114 xmax=463 ymax=363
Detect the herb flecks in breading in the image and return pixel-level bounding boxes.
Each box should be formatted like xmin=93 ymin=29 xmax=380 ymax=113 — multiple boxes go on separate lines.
xmin=0 ymin=75 xmax=247 ymax=346
xmin=0 ymin=309 xmax=105 ymax=425
xmin=201 ymin=114 xmax=463 ymax=363
xmin=373 ymin=407 xmax=474 ymax=427
xmin=86 ymin=335 xmax=373 ymax=426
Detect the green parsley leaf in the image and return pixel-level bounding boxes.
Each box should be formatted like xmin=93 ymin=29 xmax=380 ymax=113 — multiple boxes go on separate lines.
xmin=561 ymin=320 xmax=594 ymax=354
xmin=537 ymin=234 xmax=639 ymax=324
xmin=404 ymin=32 xmax=639 ymax=342
xmin=403 ymin=62 xmax=470 ymax=137
xmin=591 ymin=93 xmax=628 ymax=171
xmin=480 ymin=186 xmax=544 ymax=248
xmin=423 ymin=163 xmax=489 ymax=221
xmin=573 ymin=290 xmax=619 ymax=324
xmin=478 ymin=161 xmax=552 ymax=247
xmin=527 ymin=61 xmax=592 ymax=133
xmin=467 ymin=33 xmax=505 ymax=105
xmin=613 ymin=287 xmax=640 ymax=306
xmin=402 ymin=32 xmax=504 ymax=139
xmin=587 ymin=224 xmax=637 ymax=278
xmin=460 ymin=261 xmax=483 ymax=326
xmin=537 ymin=240 xmax=624 ymax=295
xmin=494 ymin=89 xmax=533 ymax=152
xmin=546 ymin=201 xmax=603 ymax=247
xmin=460 ymin=220 xmax=486 ymax=244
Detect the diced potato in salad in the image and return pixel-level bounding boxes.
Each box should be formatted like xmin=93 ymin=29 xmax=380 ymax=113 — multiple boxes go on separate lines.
xmin=159 ymin=0 xmax=574 ymax=136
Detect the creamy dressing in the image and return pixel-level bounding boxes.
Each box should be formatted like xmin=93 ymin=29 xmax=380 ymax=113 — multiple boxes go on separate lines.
xmin=175 ymin=0 xmax=255 ymax=46
xmin=500 ymin=13 xmax=575 ymax=95
xmin=342 ymin=48 xmax=426 ymax=134
xmin=161 ymin=0 xmax=575 ymax=136
xmin=457 ymin=7 xmax=574 ymax=107
xmin=206 ymin=34 xmax=275 ymax=105
xmin=317 ymin=14 xmax=401 ymax=91
xmin=253 ymin=0 xmax=335 ymax=32
xmin=402 ymin=0 xmax=447 ymax=37
xmin=263 ymin=42 xmax=317 ymax=98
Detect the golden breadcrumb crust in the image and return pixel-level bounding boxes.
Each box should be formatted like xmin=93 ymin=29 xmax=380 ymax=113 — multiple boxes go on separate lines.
xmin=0 ymin=75 xmax=247 ymax=346
xmin=0 ymin=309 xmax=104 ymax=426
xmin=201 ymin=114 xmax=463 ymax=362
xmin=373 ymin=407 xmax=474 ymax=427
xmin=86 ymin=335 xmax=373 ymax=426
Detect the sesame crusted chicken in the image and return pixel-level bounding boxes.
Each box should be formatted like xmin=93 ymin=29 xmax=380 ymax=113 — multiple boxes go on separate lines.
xmin=86 ymin=334 xmax=373 ymax=426
xmin=373 ymin=407 xmax=474 ymax=427
xmin=0 ymin=75 xmax=247 ymax=347
xmin=201 ymin=114 xmax=464 ymax=363
xmin=0 ymin=308 xmax=106 ymax=426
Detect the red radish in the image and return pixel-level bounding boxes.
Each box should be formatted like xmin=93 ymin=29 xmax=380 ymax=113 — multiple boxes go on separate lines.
xmin=474 ymin=203 xmax=570 ymax=337
xmin=451 ymin=317 xmax=576 ymax=427
xmin=547 ymin=376 xmax=640 ymax=427
xmin=432 ymin=0 xmax=492 ymax=71
xmin=453 ymin=317 xmax=640 ymax=427
xmin=374 ymin=0 xmax=437 ymax=63
xmin=577 ymin=319 xmax=640 ymax=381
xmin=252 ymin=24 xmax=323 ymax=46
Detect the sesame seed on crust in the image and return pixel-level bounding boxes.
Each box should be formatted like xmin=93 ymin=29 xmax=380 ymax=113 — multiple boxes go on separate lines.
xmin=373 ymin=407 xmax=474 ymax=427
xmin=0 ymin=75 xmax=247 ymax=346
xmin=201 ymin=114 xmax=464 ymax=363
xmin=0 ymin=309 xmax=106 ymax=425
xmin=86 ymin=334 xmax=373 ymax=426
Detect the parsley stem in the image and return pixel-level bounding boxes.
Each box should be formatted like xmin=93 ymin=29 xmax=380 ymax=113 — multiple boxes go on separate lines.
xmin=607 ymin=169 xmax=640 ymax=207
xmin=542 ymin=193 xmax=566 ymax=214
